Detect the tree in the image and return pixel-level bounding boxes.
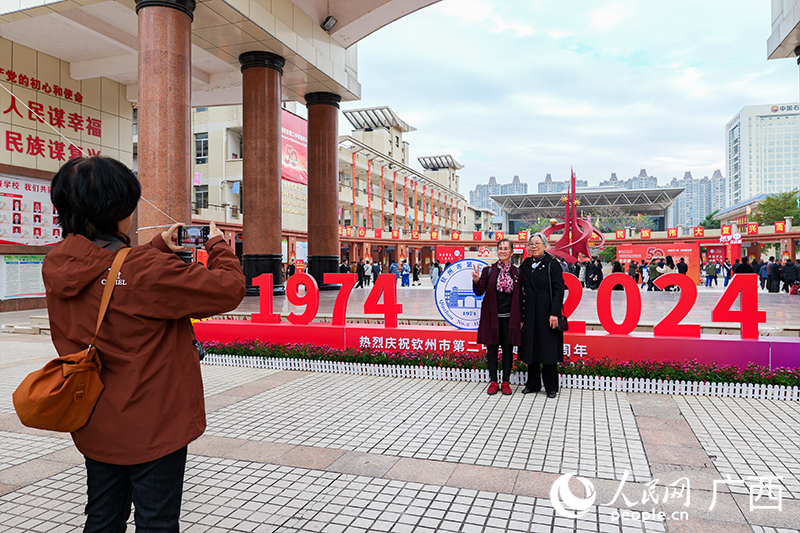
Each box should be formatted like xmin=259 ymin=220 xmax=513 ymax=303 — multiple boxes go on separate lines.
xmin=699 ymin=210 xmax=721 ymax=229
xmin=752 ymin=191 xmax=800 ymax=225
xmin=599 ymin=246 xmax=616 ymax=263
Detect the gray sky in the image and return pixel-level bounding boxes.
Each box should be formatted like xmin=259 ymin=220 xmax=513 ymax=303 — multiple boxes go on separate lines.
xmin=340 ymin=0 xmax=799 ymax=194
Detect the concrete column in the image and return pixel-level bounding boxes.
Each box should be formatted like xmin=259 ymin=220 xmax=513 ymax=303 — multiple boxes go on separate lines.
xmin=239 ymin=51 xmax=285 ymax=295
xmin=135 ymin=0 xmax=195 ymax=244
xmin=306 ymin=92 xmax=342 ymax=289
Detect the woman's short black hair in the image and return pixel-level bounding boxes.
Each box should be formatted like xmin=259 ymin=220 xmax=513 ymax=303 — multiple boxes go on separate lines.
xmin=51 ymin=157 xmax=140 ymax=240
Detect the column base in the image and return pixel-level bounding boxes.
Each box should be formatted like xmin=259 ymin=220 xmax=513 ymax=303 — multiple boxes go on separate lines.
xmin=243 ymin=253 xmax=285 ymax=296
xmin=308 ymin=255 xmax=340 ymax=291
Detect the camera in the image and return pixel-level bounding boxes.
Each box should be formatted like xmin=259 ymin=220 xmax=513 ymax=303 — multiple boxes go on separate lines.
xmin=177 ymin=225 xmax=210 ymax=248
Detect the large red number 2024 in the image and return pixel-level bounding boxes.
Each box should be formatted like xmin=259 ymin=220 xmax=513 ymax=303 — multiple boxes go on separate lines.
xmin=252 ymin=273 xmax=403 ymax=327
xmin=561 ymin=272 xmax=764 ymax=339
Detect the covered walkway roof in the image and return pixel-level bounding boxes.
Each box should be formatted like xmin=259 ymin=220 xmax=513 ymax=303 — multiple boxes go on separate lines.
xmin=492 ymin=187 xmax=685 ymax=217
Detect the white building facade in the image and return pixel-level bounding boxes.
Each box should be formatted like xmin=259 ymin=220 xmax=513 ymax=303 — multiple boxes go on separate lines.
xmin=726 ymin=103 xmax=800 ymax=207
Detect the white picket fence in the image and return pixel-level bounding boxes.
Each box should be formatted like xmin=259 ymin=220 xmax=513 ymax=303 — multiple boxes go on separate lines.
xmin=202 ymin=354 xmax=800 ymax=401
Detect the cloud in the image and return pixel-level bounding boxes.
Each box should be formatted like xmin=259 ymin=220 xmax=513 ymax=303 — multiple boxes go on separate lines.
xmin=347 ymin=0 xmax=798 ymax=196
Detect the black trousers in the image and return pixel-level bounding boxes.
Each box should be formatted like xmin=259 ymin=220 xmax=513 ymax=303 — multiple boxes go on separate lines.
xmin=486 ymin=316 xmax=512 ymax=383
xmin=83 ymin=446 xmax=187 ymax=533
xmin=527 ymin=363 xmax=559 ymax=393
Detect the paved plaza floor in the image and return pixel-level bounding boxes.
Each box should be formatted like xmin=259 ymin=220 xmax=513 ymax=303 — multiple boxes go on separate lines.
xmin=1 ymin=314 xmax=800 ymax=532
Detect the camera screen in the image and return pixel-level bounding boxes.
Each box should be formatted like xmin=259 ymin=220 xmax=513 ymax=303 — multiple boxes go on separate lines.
xmin=183 ymin=227 xmax=204 ymax=246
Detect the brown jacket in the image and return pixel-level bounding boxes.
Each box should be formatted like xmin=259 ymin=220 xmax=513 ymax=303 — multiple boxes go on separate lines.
xmin=42 ymin=233 xmax=245 ymax=465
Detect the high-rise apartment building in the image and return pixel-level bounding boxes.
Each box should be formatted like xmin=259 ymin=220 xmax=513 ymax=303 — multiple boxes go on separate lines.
xmin=470 ymin=176 xmax=527 ymax=210
xmin=667 ymin=170 xmax=726 ymax=227
xmin=538 ymin=174 xmax=588 ymax=193
xmin=598 ymin=170 xmax=658 ymax=190
xmin=726 ymin=103 xmax=800 ymax=206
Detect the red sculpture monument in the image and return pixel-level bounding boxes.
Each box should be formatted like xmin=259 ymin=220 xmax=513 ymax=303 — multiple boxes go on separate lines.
xmin=542 ymin=169 xmax=605 ymax=262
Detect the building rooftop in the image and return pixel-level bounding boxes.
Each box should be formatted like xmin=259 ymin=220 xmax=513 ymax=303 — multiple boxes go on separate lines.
xmin=418 ymin=155 xmax=464 ymax=170
xmin=343 ymin=106 xmax=417 ymax=133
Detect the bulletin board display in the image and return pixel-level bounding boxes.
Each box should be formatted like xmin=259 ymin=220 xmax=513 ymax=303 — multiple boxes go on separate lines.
xmin=0 ymin=174 xmax=60 ymax=245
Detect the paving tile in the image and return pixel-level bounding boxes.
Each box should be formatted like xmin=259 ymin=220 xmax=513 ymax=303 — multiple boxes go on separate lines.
xmin=663 ymin=518 xmax=752 ymax=533
xmin=327 ymin=451 xmax=401 ymax=478
xmin=276 ymin=445 xmax=346 ymax=470
xmin=385 ymin=457 xmax=457 ymax=485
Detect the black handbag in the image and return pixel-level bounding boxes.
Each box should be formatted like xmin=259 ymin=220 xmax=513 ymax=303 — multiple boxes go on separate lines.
xmin=548 ymin=259 xmax=569 ymax=332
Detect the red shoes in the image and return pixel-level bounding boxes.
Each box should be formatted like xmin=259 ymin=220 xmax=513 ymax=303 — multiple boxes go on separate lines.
xmin=487 ymin=382 xmax=513 ymax=395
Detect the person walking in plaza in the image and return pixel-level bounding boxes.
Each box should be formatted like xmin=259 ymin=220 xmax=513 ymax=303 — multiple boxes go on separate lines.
xmin=412 ymin=262 xmax=421 ymax=285
xmin=355 ymin=258 xmax=365 ymax=288
xmin=363 ymin=259 xmax=372 ymax=286
xmin=430 ymin=261 xmax=440 ymax=287
xmin=372 ymin=260 xmax=381 ymax=283
xmin=760 ymin=260 xmax=769 ymax=289
xmin=722 ymin=258 xmax=732 ymax=287
xmin=389 ymin=259 xmax=399 ymax=285
xmin=401 ymin=260 xmax=411 ymax=286
xmin=42 ymin=156 xmax=246 ymax=532
xmin=339 ymin=259 xmax=350 ymax=273
xmin=770 ymin=258 xmax=783 ymax=293
xmin=519 ymin=233 xmax=564 ymax=398
xmin=677 ymin=257 xmax=688 ymax=276
xmin=627 ymin=259 xmax=637 ymax=283
xmin=704 ymin=259 xmax=716 ymax=287
xmin=583 ymin=259 xmax=594 ymax=289
xmin=738 ymin=257 xmax=756 ymax=274
xmin=472 ymin=238 xmax=521 ymax=396
xmin=782 ymin=258 xmax=796 ymax=292
xmin=577 ymin=260 xmax=586 ymax=287
xmin=286 ymin=258 xmax=296 ymax=280
xmin=612 ymin=260 xmax=625 ymax=290
xmin=714 ymin=260 xmax=721 ymax=286
xmin=647 ymin=258 xmax=659 ymax=291
xmin=640 ymin=261 xmax=649 ymax=289
xmin=658 ymin=255 xmax=677 ymax=290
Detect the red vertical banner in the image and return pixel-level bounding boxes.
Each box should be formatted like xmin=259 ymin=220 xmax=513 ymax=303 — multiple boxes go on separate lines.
xmin=456 ymin=201 xmax=460 ymax=232
xmin=366 ymin=159 xmax=372 ymax=230
xmin=431 ymin=187 xmax=436 ymax=230
xmin=351 ymin=153 xmax=357 ymax=228
xmin=450 ymin=197 xmax=454 ymax=232
xmin=404 ymin=176 xmax=409 ymax=232
xmin=393 ymin=171 xmax=397 ymax=230
xmin=414 ymin=181 xmax=419 ymax=232
xmin=438 ymin=192 xmax=442 ymax=229
xmin=422 ymin=185 xmax=426 ymax=232
xmin=381 ymin=166 xmax=385 ymax=231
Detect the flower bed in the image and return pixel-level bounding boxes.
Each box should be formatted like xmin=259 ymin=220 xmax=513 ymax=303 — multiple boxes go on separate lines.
xmin=202 ymin=340 xmax=800 ymax=388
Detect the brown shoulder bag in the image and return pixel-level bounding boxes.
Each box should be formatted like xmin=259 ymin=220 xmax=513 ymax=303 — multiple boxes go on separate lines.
xmin=13 ymin=247 xmax=130 ymax=432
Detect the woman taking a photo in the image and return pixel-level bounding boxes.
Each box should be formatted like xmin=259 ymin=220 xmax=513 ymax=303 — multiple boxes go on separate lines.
xmin=472 ymin=239 xmax=522 ymax=395
xmin=42 ymin=156 xmax=246 ymax=532
xmin=519 ymin=233 xmax=565 ymax=398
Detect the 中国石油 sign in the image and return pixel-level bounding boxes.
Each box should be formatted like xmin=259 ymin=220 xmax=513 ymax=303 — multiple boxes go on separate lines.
xmin=193 ymin=272 xmax=798 ymax=370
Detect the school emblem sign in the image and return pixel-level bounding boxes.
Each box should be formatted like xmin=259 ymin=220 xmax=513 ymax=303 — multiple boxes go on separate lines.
xmin=435 ymin=259 xmax=488 ymax=330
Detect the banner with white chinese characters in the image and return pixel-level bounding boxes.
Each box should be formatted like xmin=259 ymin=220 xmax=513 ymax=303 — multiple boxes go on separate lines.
xmin=0 ymin=174 xmax=60 ymax=245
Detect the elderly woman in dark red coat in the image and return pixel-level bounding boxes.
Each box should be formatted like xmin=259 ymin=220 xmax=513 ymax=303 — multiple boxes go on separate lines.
xmin=472 ymin=238 xmax=522 ymax=395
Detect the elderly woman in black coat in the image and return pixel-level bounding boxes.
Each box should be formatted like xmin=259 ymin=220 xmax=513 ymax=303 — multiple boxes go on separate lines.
xmin=472 ymin=238 xmax=522 ymax=396
xmin=519 ymin=232 xmax=565 ymax=398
